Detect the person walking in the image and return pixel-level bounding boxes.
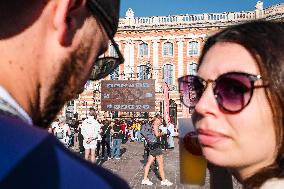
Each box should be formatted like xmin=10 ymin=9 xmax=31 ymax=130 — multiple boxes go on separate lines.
xmin=141 ymin=115 xmax=173 ymax=186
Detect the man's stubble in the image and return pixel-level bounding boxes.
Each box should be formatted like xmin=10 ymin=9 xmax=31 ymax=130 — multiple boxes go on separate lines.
xmin=34 ymin=32 xmax=96 ymax=128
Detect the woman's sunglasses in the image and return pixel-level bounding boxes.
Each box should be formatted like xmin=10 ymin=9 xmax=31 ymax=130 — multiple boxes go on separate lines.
xmin=178 ymin=72 xmax=268 ymax=113
xmin=87 ymin=0 xmax=124 ymax=81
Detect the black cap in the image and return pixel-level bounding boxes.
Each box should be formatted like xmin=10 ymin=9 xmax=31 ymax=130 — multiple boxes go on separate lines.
xmin=88 ymin=0 xmax=120 ymax=38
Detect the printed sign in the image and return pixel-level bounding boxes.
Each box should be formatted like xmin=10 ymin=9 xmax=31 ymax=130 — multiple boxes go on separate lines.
xmin=101 ymin=80 xmax=155 ymax=112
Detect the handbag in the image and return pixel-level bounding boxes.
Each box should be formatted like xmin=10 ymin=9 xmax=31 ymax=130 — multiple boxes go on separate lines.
xmin=167 ymin=129 xmax=171 ymax=136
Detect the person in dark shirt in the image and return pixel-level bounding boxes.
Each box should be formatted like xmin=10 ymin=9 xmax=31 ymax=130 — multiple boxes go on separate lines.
xmin=111 ymin=120 xmax=123 ymax=160
xmin=78 ymin=119 xmax=85 ymax=154
xmin=100 ymin=120 xmax=112 ymax=159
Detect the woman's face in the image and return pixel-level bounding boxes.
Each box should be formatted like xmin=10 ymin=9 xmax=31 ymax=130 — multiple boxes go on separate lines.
xmin=193 ymin=42 xmax=277 ymax=179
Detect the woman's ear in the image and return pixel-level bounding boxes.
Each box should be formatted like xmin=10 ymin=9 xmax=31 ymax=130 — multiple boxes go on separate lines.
xmin=53 ymin=0 xmax=84 ymax=46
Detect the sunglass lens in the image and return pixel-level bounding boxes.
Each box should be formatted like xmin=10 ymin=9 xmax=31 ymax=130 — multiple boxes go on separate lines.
xmin=179 ymin=76 xmax=204 ymax=107
xmin=89 ymin=58 xmax=120 ymax=81
xmin=215 ymin=73 xmax=252 ymax=112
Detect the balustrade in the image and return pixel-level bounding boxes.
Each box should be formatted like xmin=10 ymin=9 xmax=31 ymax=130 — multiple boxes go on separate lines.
xmin=118 ymin=3 xmax=284 ymax=30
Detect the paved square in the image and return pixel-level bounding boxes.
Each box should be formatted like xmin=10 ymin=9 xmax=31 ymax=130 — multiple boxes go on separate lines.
xmin=80 ymin=139 xmax=243 ymax=189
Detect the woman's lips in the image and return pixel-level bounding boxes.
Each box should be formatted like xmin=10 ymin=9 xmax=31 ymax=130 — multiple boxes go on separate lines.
xmin=197 ymin=129 xmax=229 ymax=146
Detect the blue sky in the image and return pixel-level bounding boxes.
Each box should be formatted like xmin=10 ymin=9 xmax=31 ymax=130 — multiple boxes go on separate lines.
xmin=120 ymin=0 xmax=284 ymax=17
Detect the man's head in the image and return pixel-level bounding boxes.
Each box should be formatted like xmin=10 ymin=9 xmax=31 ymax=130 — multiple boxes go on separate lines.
xmin=89 ymin=108 xmax=96 ymax=117
xmin=0 ymin=0 xmax=121 ymax=128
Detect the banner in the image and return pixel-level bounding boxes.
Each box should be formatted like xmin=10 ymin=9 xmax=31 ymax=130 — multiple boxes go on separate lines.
xmin=163 ymin=82 xmax=170 ymax=124
xmin=101 ymin=80 xmax=155 ymax=112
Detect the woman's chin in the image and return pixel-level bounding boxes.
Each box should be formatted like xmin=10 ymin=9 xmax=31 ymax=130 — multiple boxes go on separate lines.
xmin=202 ymin=147 xmax=232 ymax=167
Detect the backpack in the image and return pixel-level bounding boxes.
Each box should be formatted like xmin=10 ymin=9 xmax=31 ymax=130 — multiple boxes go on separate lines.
xmin=140 ymin=123 xmax=157 ymax=144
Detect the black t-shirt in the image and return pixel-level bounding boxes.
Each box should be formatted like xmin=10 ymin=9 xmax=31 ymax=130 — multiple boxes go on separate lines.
xmin=101 ymin=125 xmax=111 ymax=139
xmin=112 ymin=125 xmax=123 ymax=139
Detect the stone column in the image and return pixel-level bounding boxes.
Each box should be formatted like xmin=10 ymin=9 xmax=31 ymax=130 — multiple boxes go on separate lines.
xmin=177 ymin=39 xmax=184 ymax=77
xmin=123 ymin=40 xmax=135 ymax=79
xmin=129 ymin=41 xmax=135 ymax=72
xmin=123 ymin=40 xmax=130 ymax=75
xmin=152 ymin=39 xmax=159 ymax=79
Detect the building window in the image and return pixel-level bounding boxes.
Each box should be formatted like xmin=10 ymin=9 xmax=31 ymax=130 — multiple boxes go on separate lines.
xmin=110 ymin=66 xmax=120 ymax=80
xmin=109 ymin=44 xmax=119 ymax=58
xmin=188 ymin=41 xmax=199 ymax=55
xmin=163 ymin=64 xmax=174 ymax=85
xmin=139 ymin=42 xmax=148 ymax=57
xmin=138 ymin=65 xmax=151 ymax=80
xmin=188 ymin=63 xmax=198 ymax=75
xmin=163 ymin=42 xmax=173 ymax=56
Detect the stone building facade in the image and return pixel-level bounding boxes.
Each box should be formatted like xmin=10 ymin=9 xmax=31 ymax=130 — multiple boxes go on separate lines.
xmin=65 ymin=1 xmax=284 ymax=123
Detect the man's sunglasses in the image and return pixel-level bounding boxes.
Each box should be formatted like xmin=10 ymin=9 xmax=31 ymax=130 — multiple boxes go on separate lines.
xmin=178 ymin=72 xmax=268 ymax=113
xmin=86 ymin=0 xmax=124 ymax=81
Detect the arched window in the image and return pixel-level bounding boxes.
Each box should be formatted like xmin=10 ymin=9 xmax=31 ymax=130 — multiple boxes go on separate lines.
xmin=109 ymin=44 xmax=119 ymax=58
xmin=188 ymin=63 xmax=198 ymax=75
xmin=110 ymin=66 xmax=120 ymax=80
xmin=163 ymin=42 xmax=173 ymax=56
xmin=138 ymin=64 xmax=151 ymax=80
xmin=163 ymin=64 xmax=174 ymax=85
xmin=188 ymin=41 xmax=199 ymax=55
xmin=139 ymin=42 xmax=148 ymax=57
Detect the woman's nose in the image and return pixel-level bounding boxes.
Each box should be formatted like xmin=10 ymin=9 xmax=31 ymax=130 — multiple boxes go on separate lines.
xmin=194 ymin=83 xmax=219 ymax=116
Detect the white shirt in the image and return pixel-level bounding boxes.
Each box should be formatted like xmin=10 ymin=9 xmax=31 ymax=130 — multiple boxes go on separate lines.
xmin=159 ymin=124 xmax=168 ymax=134
xmin=51 ymin=121 xmax=59 ymax=129
xmin=167 ymin=123 xmax=175 ymax=137
xmin=53 ymin=123 xmax=70 ymax=145
xmin=81 ymin=116 xmax=101 ymax=141
xmin=0 ymin=86 xmax=32 ymax=125
xmin=260 ymin=178 xmax=284 ymax=189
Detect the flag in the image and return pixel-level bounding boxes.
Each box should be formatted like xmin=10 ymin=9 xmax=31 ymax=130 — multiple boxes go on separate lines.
xmin=163 ymin=82 xmax=171 ymax=125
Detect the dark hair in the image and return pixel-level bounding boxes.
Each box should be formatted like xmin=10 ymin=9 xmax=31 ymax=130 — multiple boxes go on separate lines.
xmin=151 ymin=114 xmax=162 ymax=124
xmin=89 ymin=108 xmax=97 ymax=118
xmin=198 ymin=21 xmax=284 ymax=188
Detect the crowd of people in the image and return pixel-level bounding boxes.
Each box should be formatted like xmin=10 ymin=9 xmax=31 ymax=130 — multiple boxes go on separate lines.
xmin=0 ymin=0 xmax=283 ymax=188
xmin=48 ymin=109 xmax=177 ymax=163
xmin=48 ymin=109 xmax=176 ymax=186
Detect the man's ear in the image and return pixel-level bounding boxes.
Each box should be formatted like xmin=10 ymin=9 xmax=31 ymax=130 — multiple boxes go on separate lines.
xmin=53 ymin=0 xmax=85 ymax=46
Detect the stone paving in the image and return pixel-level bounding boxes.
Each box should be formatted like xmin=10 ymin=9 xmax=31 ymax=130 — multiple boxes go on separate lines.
xmin=74 ymin=138 xmax=243 ymax=189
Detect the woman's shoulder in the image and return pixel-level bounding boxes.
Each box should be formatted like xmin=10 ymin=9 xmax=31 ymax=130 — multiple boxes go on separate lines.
xmin=260 ymin=178 xmax=284 ymax=189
